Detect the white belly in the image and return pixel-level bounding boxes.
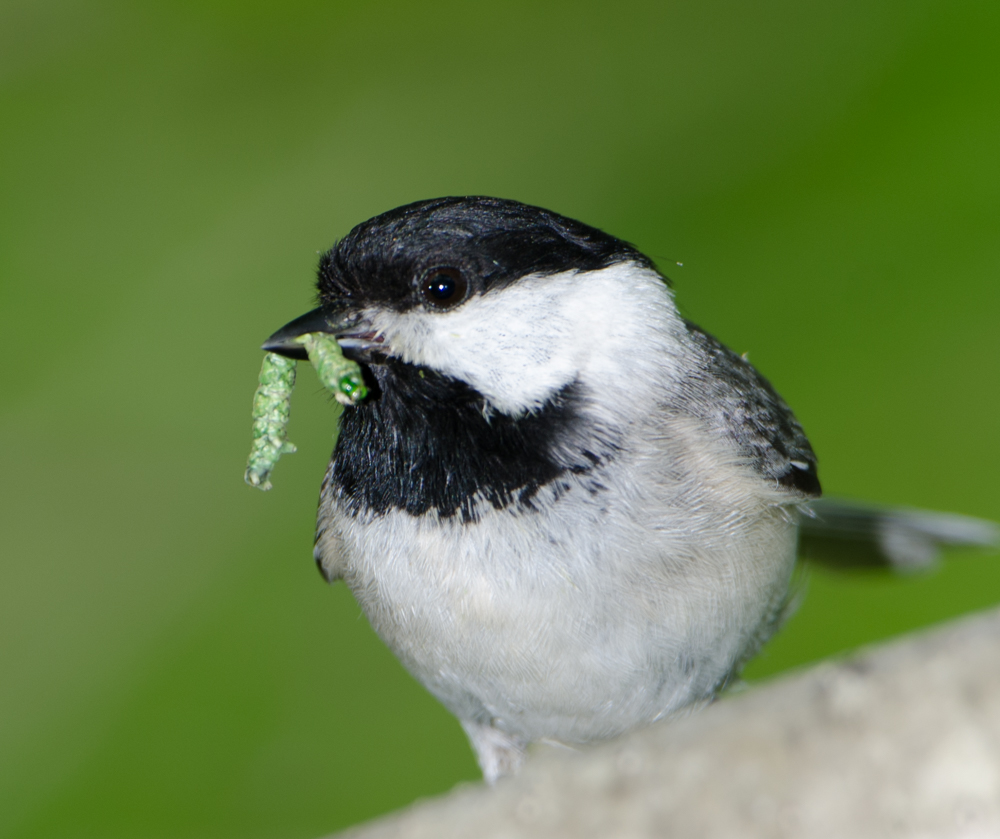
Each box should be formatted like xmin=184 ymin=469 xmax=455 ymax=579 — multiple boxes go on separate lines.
xmin=325 ymin=470 xmax=799 ymax=745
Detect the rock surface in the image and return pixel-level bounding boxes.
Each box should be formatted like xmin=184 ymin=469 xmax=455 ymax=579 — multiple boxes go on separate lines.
xmin=331 ymin=607 xmax=1000 ymax=839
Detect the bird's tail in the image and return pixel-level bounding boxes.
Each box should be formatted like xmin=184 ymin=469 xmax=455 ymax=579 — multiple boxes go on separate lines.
xmin=799 ymin=497 xmax=1000 ymax=572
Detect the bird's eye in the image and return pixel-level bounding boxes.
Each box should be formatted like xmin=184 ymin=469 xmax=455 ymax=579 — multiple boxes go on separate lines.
xmin=420 ymin=267 xmax=469 ymax=310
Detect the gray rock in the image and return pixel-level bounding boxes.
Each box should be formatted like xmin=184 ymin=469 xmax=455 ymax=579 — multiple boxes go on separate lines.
xmin=332 ymin=607 xmax=1000 ymax=839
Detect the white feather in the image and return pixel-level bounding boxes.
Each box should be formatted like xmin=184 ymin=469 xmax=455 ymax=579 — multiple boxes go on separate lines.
xmin=366 ymin=262 xmax=681 ymax=416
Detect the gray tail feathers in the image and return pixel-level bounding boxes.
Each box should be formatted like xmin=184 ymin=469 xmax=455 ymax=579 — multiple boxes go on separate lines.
xmin=799 ymin=497 xmax=1000 ymax=572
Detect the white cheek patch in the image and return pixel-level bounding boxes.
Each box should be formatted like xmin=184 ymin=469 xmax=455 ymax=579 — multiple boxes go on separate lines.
xmin=367 ymin=262 xmax=682 ymax=416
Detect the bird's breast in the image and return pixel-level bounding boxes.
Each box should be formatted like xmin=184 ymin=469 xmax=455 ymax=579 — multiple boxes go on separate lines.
xmin=320 ymin=459 xmax=799 ymax=744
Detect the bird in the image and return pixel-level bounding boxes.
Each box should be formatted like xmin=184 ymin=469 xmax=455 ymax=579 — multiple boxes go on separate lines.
xmin=260 ymin=196 xmax=999 ymax=783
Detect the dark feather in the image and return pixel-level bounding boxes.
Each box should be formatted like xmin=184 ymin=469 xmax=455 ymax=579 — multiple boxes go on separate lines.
xmin=329 ymin=361 xmax=613 ymax=522
xmin=316 ymin=196 xmax=655 ymax=311
xmin=682 ymin=322 xmax=821 ymax=497
xmin=800 ymin=497 xmax=999 ymax=571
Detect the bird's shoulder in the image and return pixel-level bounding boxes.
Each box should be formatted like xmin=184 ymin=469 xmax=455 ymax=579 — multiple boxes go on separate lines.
xmin=677 ymin=320 xmax=820 ymax=497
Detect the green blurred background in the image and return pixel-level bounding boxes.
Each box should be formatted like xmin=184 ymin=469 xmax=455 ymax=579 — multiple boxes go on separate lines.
xmin=2 ymin=1 xmax=998 ymax=836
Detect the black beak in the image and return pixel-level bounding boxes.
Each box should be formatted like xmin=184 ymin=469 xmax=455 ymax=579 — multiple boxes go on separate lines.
xmin=261 ymin=307 xmax=356 ymax=360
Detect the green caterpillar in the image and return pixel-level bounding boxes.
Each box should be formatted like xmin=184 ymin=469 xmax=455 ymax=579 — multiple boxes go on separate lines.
xmin=244 ymin=333 xmax=368 ymax=491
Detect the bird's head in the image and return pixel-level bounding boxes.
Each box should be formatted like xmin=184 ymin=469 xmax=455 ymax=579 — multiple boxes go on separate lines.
xmin=263 ymin=196 xmax=680 ymax=417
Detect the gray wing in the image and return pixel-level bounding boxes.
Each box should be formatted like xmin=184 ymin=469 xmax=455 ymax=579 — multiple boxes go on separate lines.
xmin=682 ymin=321 xmax=821 ymax=496
xmin=800 ymin=497 xmax=1000 ymax=571
xmin=680 ymin=323 xmax=998 ymax=568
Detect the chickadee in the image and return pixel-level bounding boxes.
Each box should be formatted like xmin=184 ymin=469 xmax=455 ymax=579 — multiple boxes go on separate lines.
xmin=262 ymin=197 xmax=998 ymax=782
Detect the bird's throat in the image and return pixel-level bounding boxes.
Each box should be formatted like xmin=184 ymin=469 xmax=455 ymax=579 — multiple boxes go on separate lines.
xmin=328 ymin=360 xmax=608 ymax=522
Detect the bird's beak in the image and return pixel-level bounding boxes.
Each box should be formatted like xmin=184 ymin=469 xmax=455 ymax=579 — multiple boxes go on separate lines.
xmin=261 ymin=307 xmax=358 ymax=360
